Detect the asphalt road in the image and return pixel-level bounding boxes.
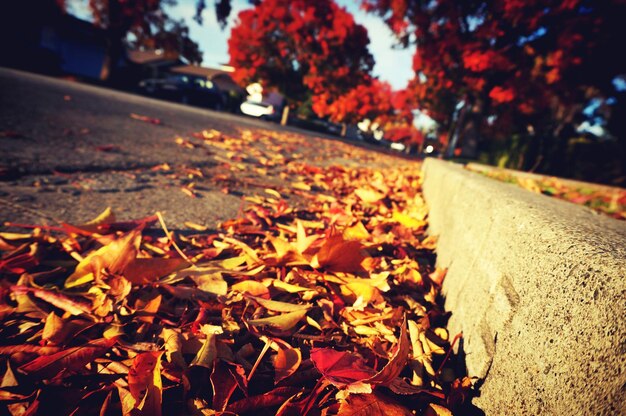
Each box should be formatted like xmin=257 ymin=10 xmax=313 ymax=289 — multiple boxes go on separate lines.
xmin=0 ymin=67 xmax=412 ymax=229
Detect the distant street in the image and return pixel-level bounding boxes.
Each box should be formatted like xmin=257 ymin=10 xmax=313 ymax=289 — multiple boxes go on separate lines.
xmin=0 ymin=67 xmax=412 ymax=229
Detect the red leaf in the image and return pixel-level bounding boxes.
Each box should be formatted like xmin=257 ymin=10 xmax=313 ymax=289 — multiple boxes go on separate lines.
xmin=211 ymin=360 xmax=238 ymax=411
xmin=18 ymin=337 xmax=117 ymax=379
xmin=310 ymin=348 xmax=376 ymax=388
xmin=364 ymin=317 xmax=409 ymax=385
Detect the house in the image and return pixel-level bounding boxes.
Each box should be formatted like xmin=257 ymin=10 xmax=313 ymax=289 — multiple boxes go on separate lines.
xmin=38 ymin=14 xmax=109 ymax=81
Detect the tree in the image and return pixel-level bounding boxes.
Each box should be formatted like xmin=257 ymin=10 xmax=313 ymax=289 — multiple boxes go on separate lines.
xmin=228 ymin=0 xmax=375 ymax=119
xmin=53 ymin=0 xmax=234 ymax=79
xmin=129 ymin=17 xmax=203 ymax=64
xmin=314 ymin=79 xmax=393 ymax=125
xmin=363 ymin=0 xmax=626 ymax=180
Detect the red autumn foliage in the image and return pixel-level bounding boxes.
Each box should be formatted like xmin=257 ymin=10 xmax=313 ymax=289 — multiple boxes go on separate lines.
xmin=363 ymin=0 xmax=626 ymax=158
xmin=228 ymin=0 xmax=375 ymax=122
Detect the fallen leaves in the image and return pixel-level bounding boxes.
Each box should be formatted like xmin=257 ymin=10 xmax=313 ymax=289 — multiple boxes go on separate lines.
xmin=0 ymin=127 xmax=472 ymax=415
xmin=130 ymin=113 xmax=162 ymax=125
xmin=470 ymin=166 xmax=626 ymax=220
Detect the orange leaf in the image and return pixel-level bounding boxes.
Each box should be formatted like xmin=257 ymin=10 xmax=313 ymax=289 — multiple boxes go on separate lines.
xmin=343 ymin=221 xmax=370 ymax=241
xmin=274 ymin=345 xmax=301 ymax=383
xmin=128 ymin=351 xmax=164 ymax=416
xmin=313 ymin=235 xmax=367 ymax=273
xmin=336 ymin=392 xmax=412 ymax=415
xmin=124 ymin=257 xmax=188 ymax=284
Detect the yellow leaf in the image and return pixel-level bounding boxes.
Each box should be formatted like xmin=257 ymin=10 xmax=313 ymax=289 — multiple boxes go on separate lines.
xmin=248 ymin=296 xmax=311 ymax=312
xmin=355 ymin=188 xmax=385 ymax=203
xmin=231 ymin=280 xmax=269 ymax=298
xmin=247 ymin=309 xmax=308 ymax=331
xmin=343 ymin=221 xmax=370 ymax=241
xmin=42 ymin=312 xmax=65 ymax=344
xmin=294 ymin=220 xmax=319 ymax=255
xmin=221 ymin=256 xmax=247 ymax=269
xmin=269 ymin=236 xmax=309 ymax=265
xmin=391 ymin=211 xmax=426 ymax=229
xmin=340 ymin=282 xmax=381 ymax=304
xmin=264 ymin=188 xmax=282 ymax=199
xmin=134 ymin=293 xmax=162 ymax=323
xmin=65 ymin=229 xmax=141 ymax=288
xmin=291 ymin=181 xmax=311 ymax=191
xmin=183 ymin=221 xmax=208 ymax=231
xmin=267 ymin=279 xmax=314 ymax=293
xmin=424 ymin=403 xmax=453 ymax=416
xmin=67 ymin=207 xmax=116 ymax=233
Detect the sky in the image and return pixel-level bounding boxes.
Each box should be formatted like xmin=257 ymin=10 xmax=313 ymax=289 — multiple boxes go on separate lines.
xmin=67 ymin=0 xmax=416 ymax=91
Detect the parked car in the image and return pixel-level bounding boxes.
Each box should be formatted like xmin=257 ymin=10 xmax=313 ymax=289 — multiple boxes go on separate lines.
xmin=240 ymin=87 xmax=285 ymax=121
xmin=240 ymin=100 xmax=279 ymax=120
xmin=138 ymin=74 xmax=224 ymax=110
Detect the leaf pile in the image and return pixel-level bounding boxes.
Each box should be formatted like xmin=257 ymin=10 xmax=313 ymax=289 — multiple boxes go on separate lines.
xmin=471 ymin=167 xmax=626 ymax=220
xmin=0 ymin=131 xmax=473 ymax=415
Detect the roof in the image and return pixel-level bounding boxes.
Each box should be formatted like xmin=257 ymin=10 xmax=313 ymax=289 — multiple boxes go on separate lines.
xmin=170 ymin=65 xmax=229 ymax=79
xmin=127 ymin=49 xmax=180 ymax=65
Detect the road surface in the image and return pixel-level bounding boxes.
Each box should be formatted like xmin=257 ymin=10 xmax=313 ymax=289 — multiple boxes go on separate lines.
xmin=0 ymin=68 xmax=413 ymax=229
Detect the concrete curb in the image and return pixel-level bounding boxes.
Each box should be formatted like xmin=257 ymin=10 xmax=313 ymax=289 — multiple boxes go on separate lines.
xmin=421 ymin=158 xmax=626 ymax=415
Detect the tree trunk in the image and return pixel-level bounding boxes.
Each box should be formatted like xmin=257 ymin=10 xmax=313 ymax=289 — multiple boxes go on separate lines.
xmin=281 ymin=106 xmax=289 ymax=126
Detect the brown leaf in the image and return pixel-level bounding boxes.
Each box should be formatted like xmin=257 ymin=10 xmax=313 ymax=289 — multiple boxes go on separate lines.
xmin=10 ymin=286 xmax=93 ymax=316
xmin=133 ymin=293 xmax=162 ymax=323
xmin=226 ymin=387 xmax=302 ymax=414
xmin=211 ymin=360 xmax=238 ymax=411
xmin=124 ymin=258 xmax=188 ymax=284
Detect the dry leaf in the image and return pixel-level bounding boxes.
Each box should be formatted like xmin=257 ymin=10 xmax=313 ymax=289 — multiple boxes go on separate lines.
xmin=336 ymin=392 xmax=413 ymax=416
xmin=128 ymin=351 xmax=164 ymax=416
xmin=274 ymin=345 xmax=302 ymax=383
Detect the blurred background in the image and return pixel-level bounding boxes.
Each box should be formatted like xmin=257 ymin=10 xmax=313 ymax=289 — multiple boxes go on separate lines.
xmin=1 ymin=0 xmax=624 ymax=186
